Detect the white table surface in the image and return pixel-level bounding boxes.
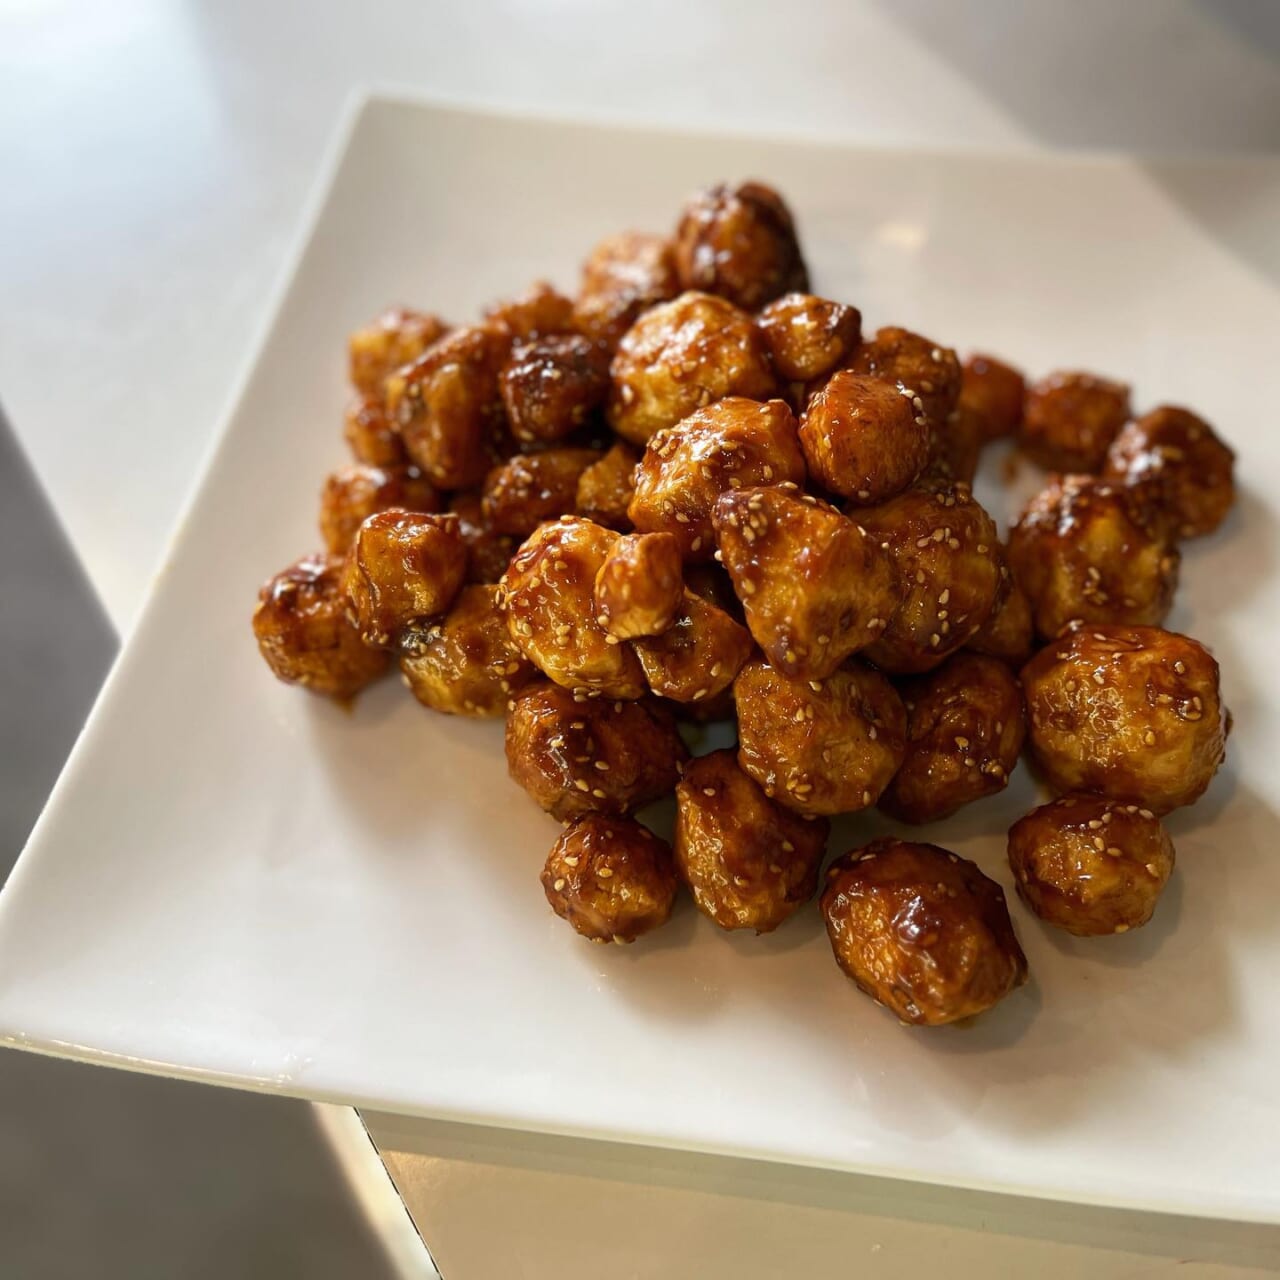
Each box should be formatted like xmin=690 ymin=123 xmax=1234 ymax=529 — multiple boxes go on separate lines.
xmin=4 ymin=1 xmax=1279 ymax=1274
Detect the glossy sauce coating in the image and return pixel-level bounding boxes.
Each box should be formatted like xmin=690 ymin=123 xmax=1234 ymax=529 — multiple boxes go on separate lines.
xmin=734 ymin=658 xmax=906 ymax=817
xmin=575 ymin=440 xmax=640 ymax=531
xmin=607 ymin=292 xmax=777 ymax=445
xmin=341 ymin=509 xmax=467 ymax=648
xmin=712 ymin=485 xmax=898 ymax=680
xmin=505 ymin=682 xmax=687 ymax=820
xmin=755 ymin=292 xmax=861 ymax=384
xmin=482 ymin=281 xmax=575 ymax=341
xmin=447 ymin=490 xmax=518 ymax=584
xmin=1022 ymin=624 xmax=1228 ymax=813
xmin=1009 ymin=474 xmax=1179 ymax=639
xmin=318 ymin=463 xmax=439 ymax=555
xmin=799 ymin=372 xmax=930 ymax=504
xmin=1008 ymin=793 xmax=1175 ymax=936
xmin=674 ymin=750 xmax=828 ymax=932
xmin=499 ymin=517 xmax=647 ymax=698
xmin=399 ymin=583 xmax=536 ymax=717
xmin=1104 ymin=405 xmax=1236 ymax=539
xmin=385 ymin=325 xmax=510 ymax=489
xmin=821 ymin=838 xmax=1028 ymax=1026
xmin=253 ymin=553 xmax=388 ymax=699
xmin=672 ymin=182 xmax=809 ymax=311
xmin=573 ymin=231 xmax=681 ymax=348
xmin=958 ymin=353 xmax=1025 ymax=442
xmin=966 ymin=574 xmax=1035 ymax=666
xmin=849 ymin=326 xmax=961 ymax=428
xmin=348 ymin=307 xmax=449 ymax=397
xmin=628 ymin=396 xmax=806 ymax=559
xmin=931 ymin=402 xmax=985 ymax=488
xmin=481 ymin=447 xmax=603 ymax=538
xmin=344 ymin=395 xmax=407 ymax=468
xmin=593 ymin=532 xmax=684 ymax=639
xmin=542 ymin=815 xmax=678 ymax=943
xmin=499 ymin=334 xmax=611 ymax=444
xmin=858 ymin=479 xmax=1004 ymax=673
xmin=632 ymin=589 xmax=754 ymax=703
xmin=1020 ymin=371 xmax=1130 ymax=473
xmin=880 ymin=652 xmax=1026 ymax=824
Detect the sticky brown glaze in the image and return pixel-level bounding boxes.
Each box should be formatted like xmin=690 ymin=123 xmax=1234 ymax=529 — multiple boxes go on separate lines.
xmin=399 ymin=584 xmax=536 ymax=717
xmin=632 ymin=589 xmax=754 ymax=703
xmin=542 ymin=815 xmax=678 ymax=943
xmin=1008 ymin=793 xmax=1176 ymax=936
xmin=799 ymin=371 xmax=931 ymax=505
xmin=505 ymin=682 xmax=687 ymax=820
xmin=318 ymin=463 xmax=440 ymax=555
xmin=1022 ymin=624 xmax=1229 ymax=813
xmin=482 ymin=281 xmax=575 ymax=341
xmin=821 ymin=838 xmax=1028 ymax=1026
xmin=966 ymin=574 xmax=1035 ymax=666
xmin=672 ymin=182 xmax=809 ymax=311
xmin=683 ymin=561 xmax=745 ymax=623
xmin=341 ymin=510 xmax=467 ymax=648
xmin=755 ymin=292 xmax=861 ymax=384
xmin=593 ymin=532 xmax=683 ymax=639
xmin=712 ymin=485 xmax=898 ymax=680
xmin=1009 ymin=474 xmax=1179 ymax=640
xmin=343 ymin=395 xmax=407 ymax=468
xmin=252 ymin=553 xmax=389 ymax=698
xmin=447 ymin=490 xmax=517 ymax=584
xmin=880 ymin=653 xmax=1025 ymax=824
xmin=348 ymin=307 xmax=450 ymax=397
xmin=575 ymin=440 xmax=640 ymax=532
xmin=573 ymin=231 xmax=681 ymax=348
xmin=1104 ymin=405 xmax=1236 ymax=539
xmin=1020 ymin=371 xmax=1130 ymax=473
xmin=385 ymin=325 xmax=510 ymax=489
xmin=499 ymin=334 xmax=611 ymax=444
xmin=931 ymin=402 xmax=985 ymax=488
xmin=674 ymin=750 xmax=828 ymax=932
xmin=628 ymin=396 xmax=806 ymax=559
xmin=958 ymin=353 xmax=1025 ymax=442
xmin=735 ymin=658 xmax=906 ymax=817
xmin=499 ymin=517 xmax=647 ymax=698
xmin=481 ymin=448 xmax=603 ymax=538
xmin=606 ymin=292 xmax=777 ymax=445
xmin=849 ymin=326 xmax=962 ymax=429
xmin=858 ymin=479 xmax=1004 ymax=674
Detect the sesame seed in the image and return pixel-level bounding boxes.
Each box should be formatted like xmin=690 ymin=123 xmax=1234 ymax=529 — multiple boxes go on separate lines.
xmin=702 ymin=787 xmax=716 ymax=797
xmin=597 ymin=867 xmax=614 ymax=878
xmin=553 ymin=878 xmax=566 ymax=891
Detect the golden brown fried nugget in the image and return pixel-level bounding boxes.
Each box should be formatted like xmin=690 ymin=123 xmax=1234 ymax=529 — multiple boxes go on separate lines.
xmin=734 ymin=658 xmax=906 ymax=817
xmin=713 ymin=485 xmax=898 ymax=680
xmin=448 ymin=490 xmax=518 ymax=584
xmin=348 ymin=307 xmax=449 ymax=397
xmin=674 ymin=750 xmax=828 ymax=932
xmin=342 ymin=510 xmax=467 ymax=647
xmin=593 ymin=532 xmax=683 ymax=639
xmin=966 ymin=575 xmax=1035 ymax=666
xmin=481 ymin=448 xmax=603 ymax=538
xmin=318 ymin=463 xmax=439 ymax=555
xmin=859 ymin=479 xmax=1004 ymax=673
xmin=1022 ymin=624 xmax=1229 ymax=813
xmin=1009 ymin=474 xmax=1179 ymax=639
xmin=542 ymin=815 xmax=678 ymax=943
xmin=500 ymin=517 xmax=646 ymax=698
xmin=399 ymin=584 xmax=536 ymax=717
xmin=1008 ymin=793 xmax=1176 ymax=936
xmin=253 ymin=553 xmax=388 ymax=699
xmin=1104 ymin=405 xmax=1236 ymax=539
xmin=849 ymin=326 xmax=961 ymax=428
xmin=575 ymin=440 xmax=640 ymax=531
xmin=343 ymin=395 xmax=407 ymax=468
xmin=672 ymin=182 xmax=809 ymax=311
xmin=607 ymin=292 xmax=776 ymax=445
xmin=958 ymin=353 xmax=1025 ymax=442
xmin=633 ymin=589 xmax=753 ymax=703
xmin=483 ymin=281 xmax=575 ymax=341
xmin=821 ymin=838 xmax=1027 ymax=1026
xmin=880 ymin=653 xmax=1025 ymax=824
xmin=505 ymin=682 xmax=687 ymax=820
xmin=755 ymin=292 xmax=861 ymax=384
xmin=629 ymin=396 xmax=806 ymax=558
xmin=1021 ymin=370 xmax=1130 ymax=473
xmin=499 ymin=334 xmax=611 ymax=444
xmin=574 ymin=231 xmax=681 ymax=348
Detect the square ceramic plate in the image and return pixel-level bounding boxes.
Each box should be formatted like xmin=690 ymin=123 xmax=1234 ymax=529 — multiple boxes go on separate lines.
xmin=4 ymin=94 xmax=1279 ymax=1221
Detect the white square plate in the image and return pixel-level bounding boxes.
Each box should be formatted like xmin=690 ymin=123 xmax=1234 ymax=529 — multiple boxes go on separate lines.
xmin=4 ymin=95 xmax=1279 ymax=1220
